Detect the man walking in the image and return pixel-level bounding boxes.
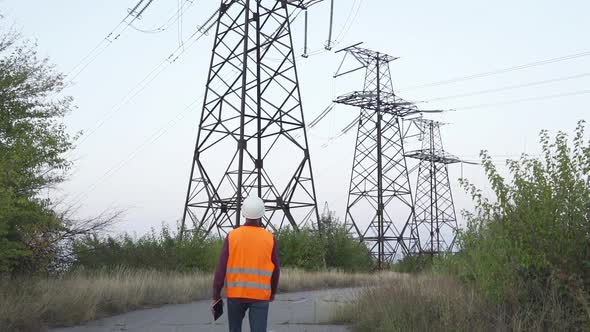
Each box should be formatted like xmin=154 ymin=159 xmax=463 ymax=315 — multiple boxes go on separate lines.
xmin=212 ymin=196 xmax=280 ymax=332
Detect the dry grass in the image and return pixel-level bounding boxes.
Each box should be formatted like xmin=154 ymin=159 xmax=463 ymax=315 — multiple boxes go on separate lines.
xmin=0 ymin=268 xmax=402 ymax=331
xmin=332 ymin=273 xmax=491 ymax=332
xmin=279 ymin=268 xmax=403 ymax=292
xmin=332 ymin=273 xmax=584 ymax=332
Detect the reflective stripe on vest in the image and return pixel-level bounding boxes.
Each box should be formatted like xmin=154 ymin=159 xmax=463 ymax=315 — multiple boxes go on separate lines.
xmin=226 ymin=226 xmax=275 ymax=301
xmin=227 ymin=268 xmax=273 ymax=277
xmin=227 ymin=281 xmax=271 ymax=290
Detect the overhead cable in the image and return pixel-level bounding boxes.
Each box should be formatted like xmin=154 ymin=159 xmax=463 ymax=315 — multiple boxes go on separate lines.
xmin=456 ymin=89 xmax=590 ymax=111
xmin=74 ymin=8 xmax=220 ymax=149
xmin=400 ymin=50 xmax=590 ymax=91
xmin=420 ymin=73 xmax=590 ymax=103
xmin=66 ymin=0 xmax=157 ymax=81
xmin=130 ymin=0 xmax=197 ymax=34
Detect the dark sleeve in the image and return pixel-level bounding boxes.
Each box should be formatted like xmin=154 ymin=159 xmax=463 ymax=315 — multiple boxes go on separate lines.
xmin=270 ymin=236 xmax=280 ymax=296
xmin=213 ymin=236 xmax=229 ymax=300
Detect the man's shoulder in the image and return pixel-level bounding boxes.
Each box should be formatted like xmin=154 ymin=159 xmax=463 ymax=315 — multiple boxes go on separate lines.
xmin=230 ymin=225 xmax=274 ymax=239
xmin=259 ymin=227 xmax=275 ymax=238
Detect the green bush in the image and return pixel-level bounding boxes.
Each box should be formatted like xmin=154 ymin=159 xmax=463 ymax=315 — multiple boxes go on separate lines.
xmin=74 ymin=214 xmax=373 ymax=273
xmin=391 ymin=254 xmax=435 ymax=273
xmin=320 ymin=214 xmax=373 ymax=272
xmin=275 ymin=213 xmax=373 ymax=272
xmin=437 ymin=121 xmax=590 ymax=326
xmin=73 ymin=224 xmax=223 ymax=272
xmin=275 ymin=227 xmax=326 ymax=270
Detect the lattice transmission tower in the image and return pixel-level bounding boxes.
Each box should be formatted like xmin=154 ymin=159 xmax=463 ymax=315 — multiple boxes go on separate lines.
xmin=333 ymin=44 xmax=423 ymax=266
xmin=180 ymin=0 xmax=322 ymax=239
xmin=405 ymin=119 xmax=460 ymax=255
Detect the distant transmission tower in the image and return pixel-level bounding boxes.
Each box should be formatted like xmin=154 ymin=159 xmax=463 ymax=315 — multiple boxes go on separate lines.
xmin=405 ymin=119 xmax=460 ymax=255
xmin=180 ymin=0 xmax=321 ymax=238
xmin=333 ymin=44 xmax=425 ymax=267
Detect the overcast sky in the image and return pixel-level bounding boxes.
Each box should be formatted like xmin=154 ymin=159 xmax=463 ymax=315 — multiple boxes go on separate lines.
xmin=3 ymin=0 xmax=589 ymax=236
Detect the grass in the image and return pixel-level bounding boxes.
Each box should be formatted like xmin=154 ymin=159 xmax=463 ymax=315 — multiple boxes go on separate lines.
xmin=332 ymin=273 xmax=584 ymax=332
xmin=333 ymin=273 xmax=487 ymax=331
xmin=278 ymin=268 xmax=402 ymax=292
xmin=0 ymin=268 xmax=403 ymax=331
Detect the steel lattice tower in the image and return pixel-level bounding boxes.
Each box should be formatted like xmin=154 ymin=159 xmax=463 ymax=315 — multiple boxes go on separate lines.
xmin=180 ymin=0 xmax=320 ymax=238
xmin=405 ymin=119 xmax=460 ymax=255
xmin=333 ymin=45 xmax=420 ymax=267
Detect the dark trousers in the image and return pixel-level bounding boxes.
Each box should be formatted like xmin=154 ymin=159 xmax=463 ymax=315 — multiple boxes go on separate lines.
xmin=227 ymin=298 xmax=269 ymax=332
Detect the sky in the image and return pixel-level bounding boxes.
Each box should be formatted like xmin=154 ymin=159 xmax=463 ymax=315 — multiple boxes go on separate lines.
xmin=2 ymin=0 xmax=589 ymax=236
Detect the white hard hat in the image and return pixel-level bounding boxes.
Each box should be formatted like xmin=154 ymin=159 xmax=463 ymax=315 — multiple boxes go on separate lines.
xmin=241 ymin=196 xmax=265 ymax=219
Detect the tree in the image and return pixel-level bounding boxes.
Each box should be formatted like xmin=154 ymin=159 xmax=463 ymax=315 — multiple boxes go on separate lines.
xmin=0 ymin=27 xmax=115 ymax=275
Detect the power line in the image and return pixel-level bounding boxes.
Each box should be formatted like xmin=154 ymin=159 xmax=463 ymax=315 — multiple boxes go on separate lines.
xmin=66 ymin=0 xmax=158 ymax=82
xmin=310 ymin=79 xmax=590 ymax=151
xmin=333 ymin=0 xmax=363 ymax=43
xmin=74 ymin=97 xmax=329 ymax=207
xmin=456 ymin=89 xmax=590 ymax=111
xmin=129 ymin=0 xmax=197 ymax=34
xmin=400 ymin=50 xmax=590 ymax=91
xmin=67 ymin=65 xmax=241 ymax=207
xmin=178 ymin=0 xmax=185 ymax=50
xmin=333 ymin=0 xmax=364 ymax=44
xmin=41 ymin=8 xmax=219 ymax=183
xmin=73 ymin=9 xmax=219 ymax=149
xmin=312 ymin=88 xmax=590 ymax=151
xmin=67 ymin=98 xmax=201 ymax=207
xmin=308 ymin=103 xmax=335 ymax=127
xmin=419 ymin=73 xmax=590 ymax=103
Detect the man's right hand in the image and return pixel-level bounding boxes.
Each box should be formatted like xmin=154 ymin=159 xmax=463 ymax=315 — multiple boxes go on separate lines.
xmin=211 ymin=298 xmax=222 ymax=318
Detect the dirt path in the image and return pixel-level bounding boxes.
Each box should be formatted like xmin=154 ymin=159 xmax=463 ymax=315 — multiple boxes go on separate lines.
xmin=50 ymin=288 xmax=358 ymax=332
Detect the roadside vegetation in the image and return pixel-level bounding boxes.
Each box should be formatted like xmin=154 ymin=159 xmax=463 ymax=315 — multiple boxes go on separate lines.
xmin=337 ymin=122 xmax=590 ymax=331
xmin=73 ymin=212 xmax=372 ymax=273
xmin=1 ymin=268 xmax=401 ymax=331
xmin=2 ymin=220 xmax=375 ymax=331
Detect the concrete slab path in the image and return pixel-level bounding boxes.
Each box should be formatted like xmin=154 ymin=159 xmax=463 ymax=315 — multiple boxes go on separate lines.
xmin=50 ymin=288 xmax=358 ymax=332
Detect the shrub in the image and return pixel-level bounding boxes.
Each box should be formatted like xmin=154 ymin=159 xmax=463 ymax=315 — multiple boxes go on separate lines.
xmin=276 ymin=213 xmax=373 ymax=272
xmin=436 ymin=121 xmax=590 ymax=327
xmin=74 ymin=215 xmax=372 ymax=273
xmin=73 ymin=224 xmax=223 ymax=272
xmin=320 ymin=213 xmax=373 ymax=272
xmin=275 ymin=227 xmax=326 ymax=270
xmin=391 ymin=254 xmax=435 ymax=273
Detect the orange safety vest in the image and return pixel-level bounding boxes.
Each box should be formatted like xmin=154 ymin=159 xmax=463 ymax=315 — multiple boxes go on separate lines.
xmin=226 ymin=225 xmax=275 ymax=301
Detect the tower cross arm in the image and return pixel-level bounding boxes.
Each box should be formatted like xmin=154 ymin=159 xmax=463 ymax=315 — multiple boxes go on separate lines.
xmin=333 ymin=91 xmax=421 ymax=117
xmin=405 ymin=150 xmax=462 ymax=164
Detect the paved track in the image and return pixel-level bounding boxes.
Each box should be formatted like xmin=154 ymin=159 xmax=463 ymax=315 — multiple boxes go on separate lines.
xmin=50 ymin=288 xmax=357 ymax=332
